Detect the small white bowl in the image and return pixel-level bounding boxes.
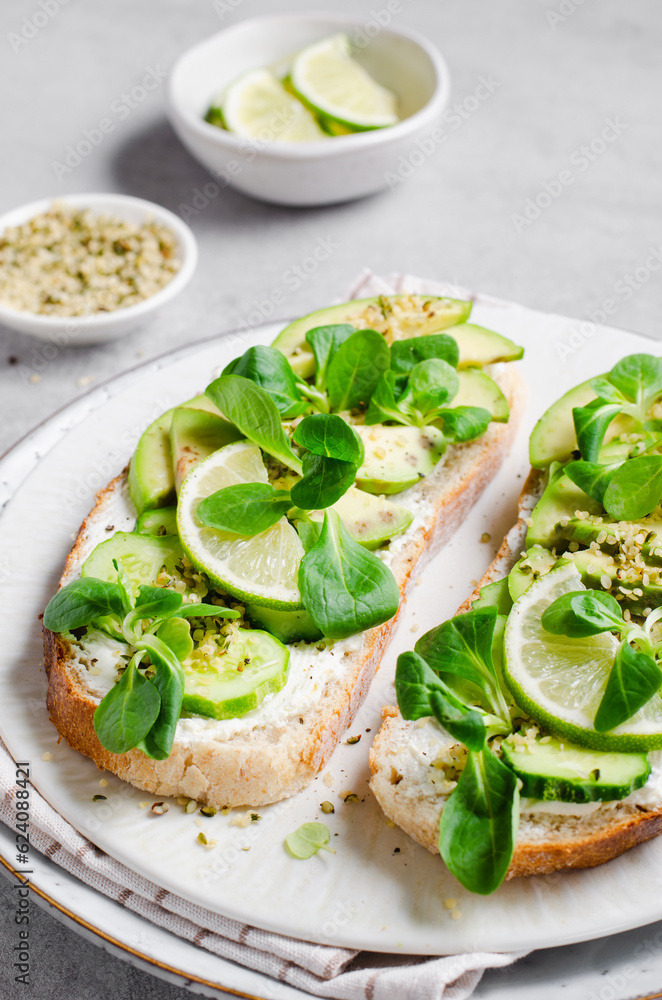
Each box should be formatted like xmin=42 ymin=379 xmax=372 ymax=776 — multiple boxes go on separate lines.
xmin=0 ymin=193 xmax=198 ymax=345
xmin=168 ymin=12 xmax=450 ymax=207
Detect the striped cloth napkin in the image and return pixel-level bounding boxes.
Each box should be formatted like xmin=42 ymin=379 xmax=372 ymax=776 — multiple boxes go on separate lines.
xmin=0 ymin=272 xmax=528 ymax=999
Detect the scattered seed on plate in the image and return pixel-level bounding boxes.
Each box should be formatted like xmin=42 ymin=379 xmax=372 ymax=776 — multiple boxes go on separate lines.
xmin=320 ymin=801 xmax=335 ymax=814
xmin=151 ymin=801 xmax=169 ymax=815
xmin=229 ymin=812 xmax=252 ymax=828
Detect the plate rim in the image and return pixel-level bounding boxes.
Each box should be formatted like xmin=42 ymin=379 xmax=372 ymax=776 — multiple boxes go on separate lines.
xmin=0 ymin=824 xmax=279 ymax=1000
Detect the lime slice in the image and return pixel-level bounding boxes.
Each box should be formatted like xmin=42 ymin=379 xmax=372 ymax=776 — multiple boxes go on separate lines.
xmin=290 ymin=34 xmax=398 ymax=131
xmin=177 ymin=441 xmax=304 ymax=610
xmin=503 ymin=562 xmax=662 ymax=751
xmin=220 ymin=68 xmax=328 ymax=142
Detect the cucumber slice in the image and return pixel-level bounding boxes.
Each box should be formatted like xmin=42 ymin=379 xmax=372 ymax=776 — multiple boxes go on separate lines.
xmin=272 ymin=295 xmax=473 ymax=379
xmin=501 ymin=735 xmax=650 ymax=803
xmin=182 ymin=628 xmax=289 ymax=720
xmin=136 ymin=507 xmax=177 ymax=536
xmin=82 ymin=532 xmax=182 ymax=594
xmin=127 ymin=394 xmax=221 ymax=515
xmin=246 ymin=605 xmax=322 ymax=644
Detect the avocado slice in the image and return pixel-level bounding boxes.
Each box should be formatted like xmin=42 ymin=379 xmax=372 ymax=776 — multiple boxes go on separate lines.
xmin=444 ymin=324 xmax=524 ymax=368
xmin=170 ymin=407 xmax=243 ymax=493
xmin=354 ymin=425 xmax=446 ymax=495
xmin=309 ymin=486 xmax=413 ymax=548
xmin=526 ymin=470 xmax=602 ymax=549
xmin=471 ymin=578 xmax=513 ymax=614
xmin=565 ymin=549 xmax=662 ymax=614
xmin=272 ymin=295 xmax=473 ymax=379
xmin=501 ymin=735 xmax=650 ymax=803
xmin=558 ymin=516 xmax=662 ymax=565
xmin=529 ymin=375 xmax=635 ymax=469
xmin=508 ymin=546 xmax=558 ymax=601
xmin=453 ymin=368 xmax=509 ymax=422
xmin=136 ymin=507 xmax=178 ymax=536
xmin=128 ymin=394 xmax=221 ymax=515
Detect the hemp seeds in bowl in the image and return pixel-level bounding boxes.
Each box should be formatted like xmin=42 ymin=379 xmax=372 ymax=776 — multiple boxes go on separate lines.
xmin=0 ymin=193 xmax=197 ymax=344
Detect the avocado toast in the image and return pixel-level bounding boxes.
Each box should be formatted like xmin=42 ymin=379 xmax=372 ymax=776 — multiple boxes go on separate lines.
xmin=43 ymin=294 xmax=525 ymax=808
xmin=370 ymin=353 xmax=662 ymax=891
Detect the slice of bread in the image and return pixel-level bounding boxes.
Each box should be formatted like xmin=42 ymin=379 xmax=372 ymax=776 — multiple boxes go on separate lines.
xmin=44 ymin=365 xmax=525 ymax=809
xmin=369 ymin=470 xmax=662 ymax=878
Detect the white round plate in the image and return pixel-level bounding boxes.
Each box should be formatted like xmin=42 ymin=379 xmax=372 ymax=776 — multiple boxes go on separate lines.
xmin=2 ymin=305 xmax=662 ymax=956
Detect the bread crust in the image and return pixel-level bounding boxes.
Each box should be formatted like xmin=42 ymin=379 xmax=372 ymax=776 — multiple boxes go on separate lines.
xmin=44 ymin=365 xmax=525 ymax=808
xmin=369 ymin=471 xmax=662 ymax=878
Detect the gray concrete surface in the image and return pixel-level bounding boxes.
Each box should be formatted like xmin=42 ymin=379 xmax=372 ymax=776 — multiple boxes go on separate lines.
xmin=1 ymin=0 xmax=661 ymax=997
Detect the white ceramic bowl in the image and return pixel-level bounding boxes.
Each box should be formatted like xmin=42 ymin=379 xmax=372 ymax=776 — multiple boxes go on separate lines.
xmin=168 ymin=12 xmax=450 ymax=207
xmin=0 ymin=193 xmax=198 ymax=345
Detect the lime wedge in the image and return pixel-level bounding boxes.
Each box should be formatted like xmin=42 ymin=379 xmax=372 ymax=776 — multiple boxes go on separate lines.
xmin=503 ymin=562 xmax=662 ymax=751
xmin=220 ymin=68 xmax=328 ymax=142
xmin=177 ymin=441 xmax=305 ymax=610
xmin=290 ymin=34 xmax=398 ymax=131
